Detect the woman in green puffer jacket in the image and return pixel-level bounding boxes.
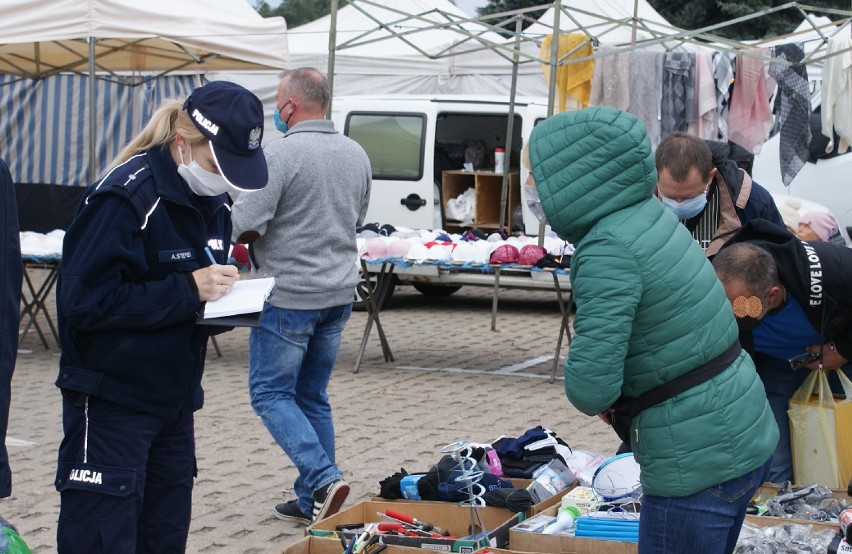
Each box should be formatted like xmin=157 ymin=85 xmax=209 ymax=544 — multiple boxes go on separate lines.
xmin=528 ymin=107 xmax=777 ymax=554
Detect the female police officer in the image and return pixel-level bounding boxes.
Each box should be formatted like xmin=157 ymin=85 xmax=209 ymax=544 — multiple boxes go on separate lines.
xmin=54 ymin=81 xmax=267 ymax=553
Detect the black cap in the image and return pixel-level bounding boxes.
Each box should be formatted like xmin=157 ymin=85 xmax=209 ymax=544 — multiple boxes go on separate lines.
xmin=183 ymin=81 xmax=268 ymax=191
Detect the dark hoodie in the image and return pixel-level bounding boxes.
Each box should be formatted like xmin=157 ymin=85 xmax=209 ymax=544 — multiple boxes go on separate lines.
xmin=706 ymin=140 xmax=784 ymax=228
xmin=719 ymin=219 xmax=852 ymax=360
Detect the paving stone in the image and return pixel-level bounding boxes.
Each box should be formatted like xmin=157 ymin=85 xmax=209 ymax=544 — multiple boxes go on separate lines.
xmin=4 ymin=283 xmax=616 ymax=553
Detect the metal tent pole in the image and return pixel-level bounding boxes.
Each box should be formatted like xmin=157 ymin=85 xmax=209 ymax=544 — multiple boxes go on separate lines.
xmin=327 ymin=0 xmax=339 ymax=117
xmin=491 ymin=14 xmax=525 ymax=332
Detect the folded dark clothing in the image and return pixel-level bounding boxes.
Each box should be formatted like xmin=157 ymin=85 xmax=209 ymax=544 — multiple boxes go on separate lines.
xmin=494 ymin=427 xmax=550 ymax=459
xmin=499 ymin=457 xmax=543 ymax=479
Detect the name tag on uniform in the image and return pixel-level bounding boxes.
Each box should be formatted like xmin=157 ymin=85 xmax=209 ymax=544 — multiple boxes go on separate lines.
xmin=159 ymin=249 xmax=196 ymax=263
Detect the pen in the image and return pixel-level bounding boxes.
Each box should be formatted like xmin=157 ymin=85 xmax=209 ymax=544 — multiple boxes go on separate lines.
xmin=204 ymin=246 xmax=217 ymax=265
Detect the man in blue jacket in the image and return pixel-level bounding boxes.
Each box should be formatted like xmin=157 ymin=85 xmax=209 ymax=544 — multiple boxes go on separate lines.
xmin=55 ymin=81 xmax=267 ymax=554
xmin=656 ymin=132 xmax=785 ymax=256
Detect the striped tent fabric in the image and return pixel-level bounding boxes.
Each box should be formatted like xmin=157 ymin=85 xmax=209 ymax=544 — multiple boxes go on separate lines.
xmin=0 ymin=73 xmax=198 ymax=187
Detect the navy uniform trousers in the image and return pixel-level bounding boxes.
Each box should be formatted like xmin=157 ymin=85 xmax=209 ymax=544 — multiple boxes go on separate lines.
xmin=55 ymin=394 xmax=195 ymax=554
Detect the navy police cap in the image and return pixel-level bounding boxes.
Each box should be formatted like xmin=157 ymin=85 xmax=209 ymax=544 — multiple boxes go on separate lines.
xmin=183 ymin=81 xmax=268 ymax=191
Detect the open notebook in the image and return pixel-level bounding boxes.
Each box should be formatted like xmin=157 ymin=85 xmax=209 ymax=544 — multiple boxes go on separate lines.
xmin=197 ymin=277 xmax=275 ymax=327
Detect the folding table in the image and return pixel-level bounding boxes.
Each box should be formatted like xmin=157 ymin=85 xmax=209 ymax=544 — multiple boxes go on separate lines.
xmin=19 ymin=255 xmax=61 ymax=349
xmin=354 ymin=258 xmax=572 ymax=382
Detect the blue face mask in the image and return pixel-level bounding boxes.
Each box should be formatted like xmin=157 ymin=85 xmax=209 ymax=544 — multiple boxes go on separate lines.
xmin=273 ymin=107 xmax=288 ymax=134
xmin=661 ymin=193 xmax=708 ymax=220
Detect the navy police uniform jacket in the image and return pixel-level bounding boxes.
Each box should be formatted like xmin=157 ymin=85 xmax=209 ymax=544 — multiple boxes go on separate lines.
xmin=56 ymin=147 xmax=232 ymax=419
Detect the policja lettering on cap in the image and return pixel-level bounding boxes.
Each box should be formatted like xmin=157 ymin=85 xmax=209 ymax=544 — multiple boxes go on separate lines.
xmin=182 ymin=81 xmax=269 ymax=192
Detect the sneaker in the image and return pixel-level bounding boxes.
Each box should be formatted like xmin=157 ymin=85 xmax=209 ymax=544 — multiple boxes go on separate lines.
xmin=312 ymin=479 xmax=350 ymax=522
xmin=274 ymin=499 xmax=311 ymax=524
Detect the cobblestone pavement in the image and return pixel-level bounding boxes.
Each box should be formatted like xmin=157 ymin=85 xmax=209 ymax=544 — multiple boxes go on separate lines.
xmin=6 ymin=274 xmax=618 ymax=553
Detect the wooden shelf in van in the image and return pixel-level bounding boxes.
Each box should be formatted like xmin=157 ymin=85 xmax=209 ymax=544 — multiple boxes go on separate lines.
xmin=441 ymin=169 xmax=520 ymax=232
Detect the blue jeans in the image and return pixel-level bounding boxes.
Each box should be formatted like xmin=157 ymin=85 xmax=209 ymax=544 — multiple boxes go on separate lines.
xmin=756 ymin=354 xmax=852 ymax=483
xmin=638 ymin=458 xmax=771 ymax=554
xmin=248 ymin=303 xmax=352 ymax=515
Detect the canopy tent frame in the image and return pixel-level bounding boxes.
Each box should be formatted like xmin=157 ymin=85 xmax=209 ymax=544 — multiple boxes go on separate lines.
xmin=321 ymin=0 xmax=852 ymax=333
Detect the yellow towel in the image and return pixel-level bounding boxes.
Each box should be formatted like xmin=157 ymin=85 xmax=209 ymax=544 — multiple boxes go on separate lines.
xmin=540 ymin=33 xmax=595 ymax=112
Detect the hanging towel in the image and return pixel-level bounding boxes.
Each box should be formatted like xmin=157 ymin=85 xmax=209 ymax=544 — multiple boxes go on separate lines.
xmin=712 ymin=52 xmax=735 ymax=142
xmin=627 ymin=50 xmax=664 ymax=148
xmin=540 ymin=33 xmax=595 ymax=113
xmin=821 ymin=36 xmax=852 ymax=154
xmin=728 ymin=49 xmax=775 ymax=154
xmin=769 ymin=43 xmax=811 ymax=186
xmin=589 ymin=45 xmax=631 ymax=111
xmin=661 ymin=52 xmax=695 ymax=136
xmin=689 ymin=52 xmax=719 ymax=140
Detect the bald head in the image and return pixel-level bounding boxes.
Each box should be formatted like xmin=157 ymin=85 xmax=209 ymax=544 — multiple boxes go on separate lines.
xmin=712 ymin=243 xmax=779 ymax=296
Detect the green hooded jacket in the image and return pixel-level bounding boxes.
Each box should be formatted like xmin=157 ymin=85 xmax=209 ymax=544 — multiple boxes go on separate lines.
xmin=529 ymin=107 xmax=778 ymax=497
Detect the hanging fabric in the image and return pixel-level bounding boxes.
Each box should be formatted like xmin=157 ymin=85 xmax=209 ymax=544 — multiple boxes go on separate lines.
xmin=626 ymin=50 xmax=664 ymax=148
xmin=712 ymin=52 xmax=735 ymax=142
xmin=689 ymin=52 xmax=719 ymax=140
xmin=540 ymin=33 xmax=595 ymax=113
xmin=769 ymin=43 xmax=812 ymax=186
xmin=589 ymin=45 xmax=630 ymax=111
xmin=728 ymin=49 xmax=776 ymax=154
xmin=821 ymin=36 xmax=852 ymax=154
xmin=661 ymin=52 xmax=695 ymax=136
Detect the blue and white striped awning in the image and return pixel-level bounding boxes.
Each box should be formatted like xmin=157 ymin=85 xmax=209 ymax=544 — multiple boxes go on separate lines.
xmin=0 ymin=73 xmax=198 ymax=187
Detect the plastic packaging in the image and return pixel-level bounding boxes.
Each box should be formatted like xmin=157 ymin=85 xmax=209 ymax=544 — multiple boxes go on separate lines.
xmin=494 ymin=147 xmax=505 ymax=173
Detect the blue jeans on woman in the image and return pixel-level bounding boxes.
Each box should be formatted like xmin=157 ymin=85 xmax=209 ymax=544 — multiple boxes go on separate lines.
xmin=248 ymin=303 xmax=352 ymax=516
xmin=638 ymin=457 xmax=771 ymax=554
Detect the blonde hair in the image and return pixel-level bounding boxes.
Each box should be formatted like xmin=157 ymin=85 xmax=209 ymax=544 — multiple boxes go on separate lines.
xmin=104 ymin=98 xmax=204 ymax=175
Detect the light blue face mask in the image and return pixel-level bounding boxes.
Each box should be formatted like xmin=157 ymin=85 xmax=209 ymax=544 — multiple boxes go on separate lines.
xmin=273 ymin=107 xmax=288 ymax=134
xmin=661 ymin=192 xmax=708 ymax=220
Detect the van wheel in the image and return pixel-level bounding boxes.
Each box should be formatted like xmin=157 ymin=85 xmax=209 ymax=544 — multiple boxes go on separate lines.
xmin=353 ymin=275 xmax=397 ymax=311
xmin=412 ymin=283 xmax=462 ymax=297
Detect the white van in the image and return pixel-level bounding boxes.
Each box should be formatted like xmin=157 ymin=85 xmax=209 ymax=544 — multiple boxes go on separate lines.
xmin=330 ymin=95 xmax=554 ymax=303
xmin=330 ymin=95 xmax=550 ymax=235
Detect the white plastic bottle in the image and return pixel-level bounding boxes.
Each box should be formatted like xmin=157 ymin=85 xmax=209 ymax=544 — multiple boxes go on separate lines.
xmin=494 ymin=147 xmax=505 ymax=173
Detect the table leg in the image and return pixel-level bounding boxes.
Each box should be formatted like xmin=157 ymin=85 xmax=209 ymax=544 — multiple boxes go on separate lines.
xmin=353 ymin=261 xmax=395 ymax=373
xmin=19 ymin=264 xmax=59 ymax=349
xmin=551 ymin=273 xmax=573 ymax=384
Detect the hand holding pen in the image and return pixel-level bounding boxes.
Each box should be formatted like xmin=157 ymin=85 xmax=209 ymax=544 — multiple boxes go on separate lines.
xmin=193 ymin=246 xmax=239 ymax=302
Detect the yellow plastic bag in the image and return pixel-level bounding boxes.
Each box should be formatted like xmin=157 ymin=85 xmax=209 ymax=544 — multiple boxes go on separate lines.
xmin=788 ymin=368 xmax=852 ymax=488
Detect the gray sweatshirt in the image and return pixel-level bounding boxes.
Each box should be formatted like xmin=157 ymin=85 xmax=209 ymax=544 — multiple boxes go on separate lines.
xmin=231 ymin=119 xmax=371 ymax=310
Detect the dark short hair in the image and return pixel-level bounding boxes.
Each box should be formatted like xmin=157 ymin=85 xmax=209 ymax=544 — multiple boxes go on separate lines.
xmin=712 ymin=243 xmax=779 ymax=294
xmin=283 ymin=67 xmax=330 ymax=112
xmin=655 ymin=132 xmax=714 ymax=181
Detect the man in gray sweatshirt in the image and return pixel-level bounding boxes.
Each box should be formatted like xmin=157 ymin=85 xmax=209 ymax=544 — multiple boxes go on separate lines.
xmin=231 ymin=68 xmax=371 ymax=525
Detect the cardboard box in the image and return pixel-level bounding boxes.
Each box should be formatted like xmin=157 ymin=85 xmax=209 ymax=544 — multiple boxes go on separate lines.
xmin=281 ymin=536 xmax=428 ymax=554
xmin=508 ymin=505 xmax=638 ymax=554
xmin=743 ymin=514 xmax=837 ymax=532
xmin=307 ymin=501 xmax=520 ymax=553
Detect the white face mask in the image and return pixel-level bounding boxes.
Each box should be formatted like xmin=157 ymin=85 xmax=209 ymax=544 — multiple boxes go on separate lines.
xmin=177 ymin=144 xmax=230 ymax=196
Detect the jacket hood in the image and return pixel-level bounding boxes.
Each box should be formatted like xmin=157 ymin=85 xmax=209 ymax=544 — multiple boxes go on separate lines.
xmin=706 ymin=139 xmax=745 ymax=194
xmin=529 ymin=107 xmax=657 ymax=244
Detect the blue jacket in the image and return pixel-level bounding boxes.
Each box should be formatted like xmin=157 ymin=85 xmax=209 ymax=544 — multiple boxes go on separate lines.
xmin=56 ymin=147 xmax=232 ymax=419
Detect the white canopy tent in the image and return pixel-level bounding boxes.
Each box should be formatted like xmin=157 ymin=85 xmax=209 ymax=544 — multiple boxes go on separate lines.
xmin=523 ymin=0 xmax=675 ymax=46
xmin=0 ymin=0 xmax=288 ymax=183
xmin=283 ymin=0 xmax=547 ymax=97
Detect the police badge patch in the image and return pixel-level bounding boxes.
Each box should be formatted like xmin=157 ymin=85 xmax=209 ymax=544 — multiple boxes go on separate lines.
xmin=248 ymin=127 xmax=262 ymax=150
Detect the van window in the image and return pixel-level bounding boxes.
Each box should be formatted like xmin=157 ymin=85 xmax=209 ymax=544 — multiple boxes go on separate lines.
xmin=345 ymin=113 xmax=425 ymax=180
